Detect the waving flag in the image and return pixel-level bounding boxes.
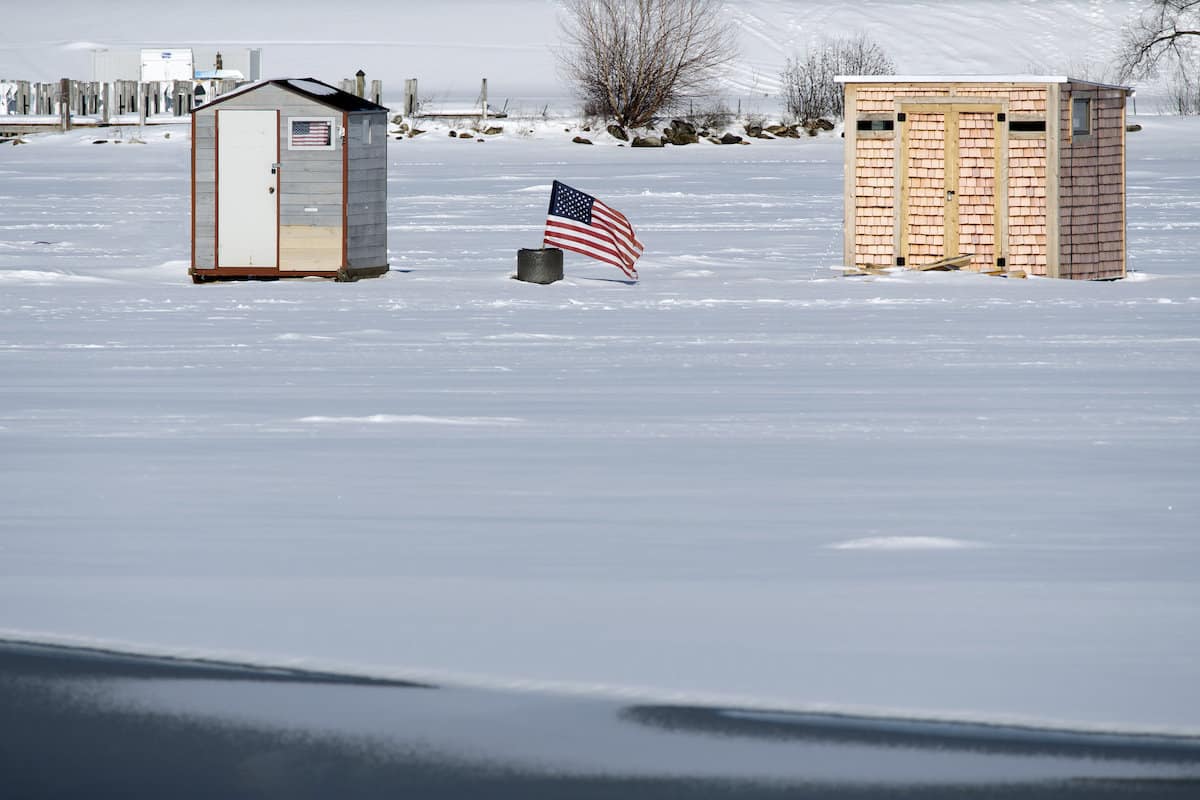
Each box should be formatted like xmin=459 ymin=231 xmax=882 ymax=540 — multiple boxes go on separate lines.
xmin=543 ymin=181 xmax=644 ymax=279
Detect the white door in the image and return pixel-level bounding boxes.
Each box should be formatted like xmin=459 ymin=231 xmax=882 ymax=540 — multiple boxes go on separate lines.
xmin=217 ymin=110 xmax=277 ymax=267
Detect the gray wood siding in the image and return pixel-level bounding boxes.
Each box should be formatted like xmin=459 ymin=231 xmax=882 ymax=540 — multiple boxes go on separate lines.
xmin=279 ymin=205 xmax=342 ymax=227
xmin=193 ymin=113 xmax=216 ymax=268
xmin=346 ymin=111 xmax=388 ymax=267
xmin=208 ymin=84 xmax=345 ymax=229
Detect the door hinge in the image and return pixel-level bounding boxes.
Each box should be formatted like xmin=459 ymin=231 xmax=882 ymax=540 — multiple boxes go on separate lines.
xmin=997 ymin=257 xmax=1006 ymax=267
xmin=896 ymin=256 xmax=906 ymax=267
xmin=997 ymin=112 xmax=1006 ymax=122
xmin=896 ymin=112 xmax=906 ymax=122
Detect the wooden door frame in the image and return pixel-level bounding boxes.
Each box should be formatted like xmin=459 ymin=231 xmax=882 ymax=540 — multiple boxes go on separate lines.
xmin=895 ymin=98 xmax=1009 ymax=268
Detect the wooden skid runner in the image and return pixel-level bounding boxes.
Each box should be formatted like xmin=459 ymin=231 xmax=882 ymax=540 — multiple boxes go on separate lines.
xmin=844 ymin=253 xmax=1026 ymax=279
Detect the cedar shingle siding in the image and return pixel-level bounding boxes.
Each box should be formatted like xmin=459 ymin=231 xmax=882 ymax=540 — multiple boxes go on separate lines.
xmin=1058 ymin=84 xmax=1126 ymax=280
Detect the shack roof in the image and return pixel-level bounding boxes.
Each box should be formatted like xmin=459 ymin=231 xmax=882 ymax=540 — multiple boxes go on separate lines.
xmin=197 ymin=77 xmax=389 ymax=112
xmin=835 ymin=75 xmax=1133 ymax=94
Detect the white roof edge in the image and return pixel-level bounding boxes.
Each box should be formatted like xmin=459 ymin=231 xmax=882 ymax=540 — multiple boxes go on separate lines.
xmin=835 ymin=75 xmax=1133 ymax=93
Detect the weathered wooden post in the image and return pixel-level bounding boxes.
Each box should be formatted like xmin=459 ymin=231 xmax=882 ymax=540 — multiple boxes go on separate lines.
xmin=369 ymin=79 xmax=382 ymax=106
xmin=481 ymin=77 xmax=488 ymax=123
xmin=59 ymin=78 xmax=70 ymax=131
xmin=403 ymin=78 xmax=417 ymax=116
xmin=17 ymin=81 xmax=30 ymax=115
xmin=138 ymin=82 xmax=147 ymax=127
xmin=172 ymin=81 xmax=188 ymax=116
xmin=101 ymin=82 xmax=110 ymax=124
xmin=355 ymin=69 xmax=365 ymax=98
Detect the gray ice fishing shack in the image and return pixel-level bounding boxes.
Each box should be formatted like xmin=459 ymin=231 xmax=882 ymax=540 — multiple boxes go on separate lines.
xmin=190 ymin=78 xmax=389 ymax=282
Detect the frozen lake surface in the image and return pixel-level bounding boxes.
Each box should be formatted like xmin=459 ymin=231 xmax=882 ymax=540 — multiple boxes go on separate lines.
xmin=1 ymin=116 xmax=1198 ymax=733
xmin=4 ymin=641 xmax=1198 ymax=798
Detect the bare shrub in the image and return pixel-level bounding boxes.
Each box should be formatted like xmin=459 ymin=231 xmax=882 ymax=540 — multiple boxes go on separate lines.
xmin=558 ymin=0 xmax=738 ymax=129
xmin=580 ymin=97 xmax=607 ymax=118
xmin=781 ymin=34 xmax=895 ymax=121
xmin=681 ymin=100 xmax=733 ymax=131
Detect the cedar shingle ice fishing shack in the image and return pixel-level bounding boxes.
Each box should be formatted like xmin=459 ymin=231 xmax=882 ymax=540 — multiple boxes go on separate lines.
xmin=190 ymin=78 xmax=389 ymax=282
xmin=836 ymin=75 xmax=1133 ymax=279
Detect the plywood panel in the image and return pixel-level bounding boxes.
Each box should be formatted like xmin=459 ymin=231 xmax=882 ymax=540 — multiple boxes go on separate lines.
xmin=279 ymin=224 xmax=342 ymax=270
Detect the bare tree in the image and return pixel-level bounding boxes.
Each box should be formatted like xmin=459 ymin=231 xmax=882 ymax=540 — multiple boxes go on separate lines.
xmin=558 ymin=0 xmax=737 ymax=129
xmin=1164 ymin=53 xmax=1200 ymax=112
xmin=781 ymin=34 xmax=895 ymax=121
xmin=1117 ymin=0 xmax=1200 ymax=80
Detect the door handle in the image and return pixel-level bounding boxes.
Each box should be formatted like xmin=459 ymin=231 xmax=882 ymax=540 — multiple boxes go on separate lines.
xmin=946 ymin=189 xmax=956 ymax=202
xmin=268 ymin=187 xmax=275 ymax=194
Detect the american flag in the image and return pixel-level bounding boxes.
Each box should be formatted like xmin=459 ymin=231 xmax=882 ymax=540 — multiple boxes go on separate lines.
xmin=543 ymin=180 xmax=644 ymax=279
xmin=291 ymin=119 xmax=331 ymax=147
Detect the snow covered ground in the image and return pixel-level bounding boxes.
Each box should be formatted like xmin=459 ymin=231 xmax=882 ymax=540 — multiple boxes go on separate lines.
xmin=1 ymin=111 xmax=1198 ymax=734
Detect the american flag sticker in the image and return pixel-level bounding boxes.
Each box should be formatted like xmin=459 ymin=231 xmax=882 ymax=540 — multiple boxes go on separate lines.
xmin=290 ymin=119 xmax=332 ymax=148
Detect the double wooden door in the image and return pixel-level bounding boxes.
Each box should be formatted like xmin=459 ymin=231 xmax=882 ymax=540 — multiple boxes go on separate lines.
xmin=899 ymin=103 xmax=1005 ymax=271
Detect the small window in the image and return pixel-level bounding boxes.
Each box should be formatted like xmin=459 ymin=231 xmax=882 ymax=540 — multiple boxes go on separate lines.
xmin=1072 ymin=98 xmax=1091 ymax=136
xmin=1009 ymin=119 xmax=1046 ymax=133
xmin=856 ymin=119 xmax=894 ymax=131
xmin=361 ymin=117 xmax=373 ymax=145
xmin=288 ymin=116 xmax=335 ymax=150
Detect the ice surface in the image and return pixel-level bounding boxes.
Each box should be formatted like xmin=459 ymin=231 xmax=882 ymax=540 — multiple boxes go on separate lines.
xmin=0 ymin=115 xmax=1197 ymax=734
xmin=0 ymin=0 xmax=1198 ymax=735
xmin=826 ymin=537 xmax=980 ymax=551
